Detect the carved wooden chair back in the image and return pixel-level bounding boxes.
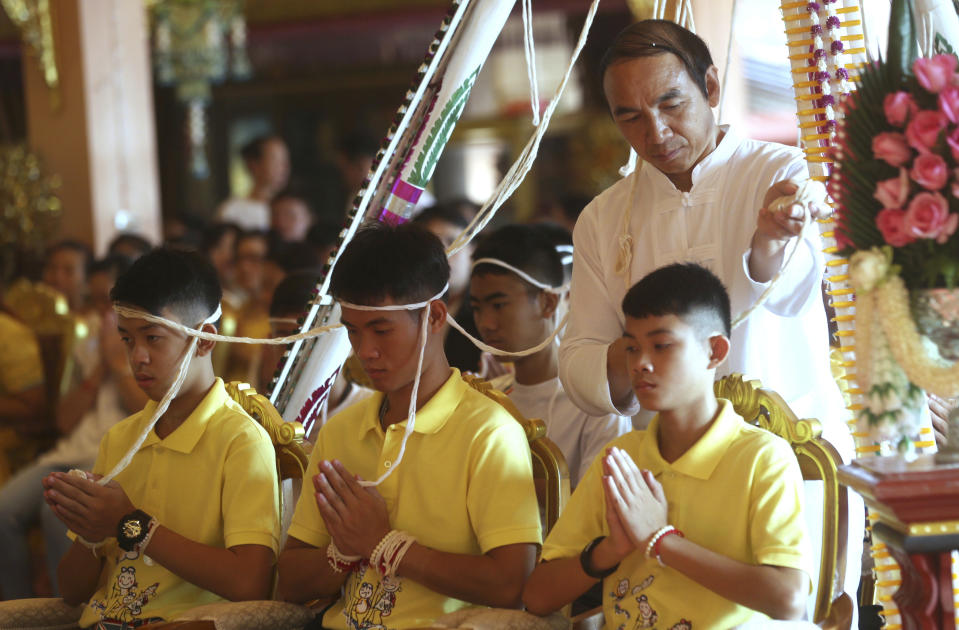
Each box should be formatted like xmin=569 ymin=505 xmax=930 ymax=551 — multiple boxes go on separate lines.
xmin=715 ymin=374 xmax=849 ymax=626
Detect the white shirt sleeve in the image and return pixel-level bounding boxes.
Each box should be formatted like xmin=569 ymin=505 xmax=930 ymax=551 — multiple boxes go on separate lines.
xmin=559 ymin=204 xmax=641 ymax=418
xmin=575 ymin=413 xmax=633 ymax=485
xmin=740 ymin=153 xmax=825 ymax=317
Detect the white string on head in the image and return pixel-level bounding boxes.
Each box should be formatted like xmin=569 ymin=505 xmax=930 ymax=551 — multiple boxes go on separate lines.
xmin=113 ymin=304 xmax=343 ymax=345
xmin=471 ymin=258 xmax=569 ymax=294
xmin=336 ymin=283 xmax=448 ymax=487
xmin=446 ymin=311 xmax=569 ymax=358
xmin=98 ymin=304 xmax=222 ymax=485
xmin=521 ymin=0 xmax=540 ymax=127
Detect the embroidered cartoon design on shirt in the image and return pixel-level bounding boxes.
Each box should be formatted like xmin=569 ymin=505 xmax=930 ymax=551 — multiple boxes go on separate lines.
xmin=343 ymin=573 xmax=403 ymax=630
xmin=668 ymin=619 xmax=692 ymax=630
xmin=93 ymin=565 xmax=160 ymax=623
xmin=634 ymin=594 xmax=658 ymax=628
xmin=610 ymin=577 xmax=632 ymax=624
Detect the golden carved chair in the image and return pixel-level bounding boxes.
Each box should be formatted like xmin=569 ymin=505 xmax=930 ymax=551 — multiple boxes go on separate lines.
xmin=569 ymin=375 xmax=852 ymax=630
xmin=0 ymin=381 xmax=316 ymax=630
xmin=0 ymin=279 xmax=87 ymax=483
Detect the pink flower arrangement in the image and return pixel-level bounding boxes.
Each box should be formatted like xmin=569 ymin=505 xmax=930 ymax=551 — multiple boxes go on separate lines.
xmin=858 ymin=55 xmax=959 ymax=253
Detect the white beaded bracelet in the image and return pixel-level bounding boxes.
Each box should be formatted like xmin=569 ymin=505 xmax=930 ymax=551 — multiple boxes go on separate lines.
xmin=645 ymin=525 xmax=676 ymax=559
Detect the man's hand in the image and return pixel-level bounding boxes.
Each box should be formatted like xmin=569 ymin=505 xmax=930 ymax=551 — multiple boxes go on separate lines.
xmin=314 ymin=459 xmax=390 ymax=557
xmin=929 ymin=394 xmax=954 ymax=448
xmin=604 ymin=447 xmax=668 ymax=549
xmin=42 ymin=471 xmax=135 ymax=542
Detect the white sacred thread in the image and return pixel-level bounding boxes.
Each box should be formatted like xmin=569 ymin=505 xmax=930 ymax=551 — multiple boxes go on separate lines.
xmin=98 ymin=304 xmax=224 ymax=484
xmin=471 ymin=258 xmax=569 ymax=294
xmin=338 ymin=283 xmax=448 ymax=486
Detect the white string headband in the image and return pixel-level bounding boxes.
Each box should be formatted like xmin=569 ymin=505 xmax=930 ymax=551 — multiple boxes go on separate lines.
xmin=337 ymin=283 xmax=449 ymax=487
xmin=470 ymin=258 xmax=570 ymax=294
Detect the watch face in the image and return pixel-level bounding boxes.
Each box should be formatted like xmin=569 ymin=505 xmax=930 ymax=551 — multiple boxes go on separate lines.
xmin=122 ymin=519 xmax=143 ymax=539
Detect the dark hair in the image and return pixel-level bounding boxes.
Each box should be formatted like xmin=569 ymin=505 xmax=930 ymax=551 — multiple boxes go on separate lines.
xmin=532 ymin=221 xmax=573 ymax=248
xmin=471 ymin=224 xmax=564 ymax=289
xmin=46 ymin=240 xmax=93 ymax=276
xmin=600 ymin=20 xmax=714 ymax=99
xmin=307 ymin=220 xmax=342 ymax=250
xmin=89 ymin=254 xmax=133 ymax=279
xmin=240 ymin=134 xmax=284 ymax=164
xmin=622 ymin=263 xmax=731 ymax=337
xmin=412 ymin=202 xmax=471 ymax=230
xmin=107 ymin=233 xmax=152 ymax=260
xmin=270 ymin=271 xmax=320 ymax=318
xmin=330 ymin=223 xmax=449 ymax=305
xmin=337 ymin=130 xmax=379 ymax=161
xmin=201 ymin=222 xmax=241 ymax=255
xmin=234 ymin=229 xmax=269 ymax=253
xmin=267 ymin=240 xmax=324 ymax=274
xmin=110 ymin=247 xmax=222 ymax=325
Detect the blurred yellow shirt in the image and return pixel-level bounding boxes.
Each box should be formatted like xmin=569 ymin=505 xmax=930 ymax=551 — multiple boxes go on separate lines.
xmin=542 ymin=399 xmax=812 ymax=629
xmin=0 ymin=311 xmax=43 ymax=395
xmin=288 ymin=369 xmax=542 ymax=630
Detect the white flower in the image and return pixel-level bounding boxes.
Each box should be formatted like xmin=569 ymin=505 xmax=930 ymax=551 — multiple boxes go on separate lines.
xmin=849 ymin=247 xmax=891 ymax=292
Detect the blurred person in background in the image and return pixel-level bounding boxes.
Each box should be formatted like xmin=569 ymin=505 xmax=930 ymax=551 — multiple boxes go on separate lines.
xmin=217 ymin=135 xmax=291 ymax=231
xmin=106 ymin=233 xmax=152 ymax=261
xmin=0 ymin=255 xmax=146 ymax=599
xmin=270 ymin=188 xmax=314 ymax=243
xmin=41 ymin=240 xmax=92 ymax=314
xmin=201 ymin=223 xmax=241 ymax=308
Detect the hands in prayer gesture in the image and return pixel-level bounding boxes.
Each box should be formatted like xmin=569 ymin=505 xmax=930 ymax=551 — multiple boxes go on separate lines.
xmin=42 ymin=471 xmax=136 ymax=542
xmin=602 ymin=447 xmax=668 ymax=557
xmin=313 ymin=459 xmax=390 ymax=558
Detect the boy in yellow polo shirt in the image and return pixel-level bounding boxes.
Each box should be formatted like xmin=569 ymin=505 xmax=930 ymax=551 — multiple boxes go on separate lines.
xmin=277 ymin=223 xmax=542 ymax=630
xmin=523 ymin=263 xmax=812 ymax=628
xmin=41 ymin=248 xmax=280 ymax=629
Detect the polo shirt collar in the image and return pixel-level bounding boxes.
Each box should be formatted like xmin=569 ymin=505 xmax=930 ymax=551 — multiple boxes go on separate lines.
xmin=357 ymin=368 xmax=465 ymax=440
xmin=638 ymin=399 xmax=742 ymax=481
xmin=137 ymin=378 xmax=228 ymax=454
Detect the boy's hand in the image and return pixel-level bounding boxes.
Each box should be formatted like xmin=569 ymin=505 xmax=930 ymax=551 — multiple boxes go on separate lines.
xmin=604 ymin=447 xmax=668 ymax=549
xmin=314 ymin=459 xmax=390 ymax=558
xmin=42 ymin=472 xmax=135 ymax=542
xmin=601 ymin=450 xmax=636 ymax=560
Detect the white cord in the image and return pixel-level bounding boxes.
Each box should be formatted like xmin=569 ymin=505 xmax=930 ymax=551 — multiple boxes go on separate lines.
xmin=446 ymin=0 xmax=600 ymax=258
xmin=522 ymin=0 xmax=541 ymax=126
xmin=717 ymin=0 xmax=739 ymax=123
xmin=471 ymin=258 xmax=569 ymax=293
xmin=446 ymin=311 xmax=568 ymax=358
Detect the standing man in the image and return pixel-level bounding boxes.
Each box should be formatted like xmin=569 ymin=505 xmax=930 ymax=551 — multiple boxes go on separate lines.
xmin=558 ymin=19 xmax=859 ymax=617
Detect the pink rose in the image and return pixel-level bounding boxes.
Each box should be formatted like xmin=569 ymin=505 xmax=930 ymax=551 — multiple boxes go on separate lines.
xmin=876 ymin=208 xmax=916 ymax=247
xmin=905 ymin=110 xmax=948 ymax=152
xmin=948 ymin=127 xmax=959 ymax=162
xmin=952 ymin=168 xmax=959 ymax=198
xmin=911 ymin=153 xmax=949 ymax=190
xmin=904 ymin=191 xmax=959 ymax=243
xmin=941 ymin=86 xmax=959 ymax=123
xmin=875 ymin=169 xmax=911 ymax=206
xmin=885 ymin=91 xmax=918 ymax=126
xmin=872 ymin=132 xmax=913 ymax=166
xmin=914 ymin=54 xmax=958 ymax=93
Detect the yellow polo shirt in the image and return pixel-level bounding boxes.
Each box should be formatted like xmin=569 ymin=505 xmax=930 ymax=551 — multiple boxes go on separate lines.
xmin=288 ymin=368 xmax=542 ymax=630
xmin=77 ymin=378 xmax=280 ymax=628
xmin=541 ymin=399 xmax=812 ymax=629
xmin=0 ymin=311 xmax=43 ymax=395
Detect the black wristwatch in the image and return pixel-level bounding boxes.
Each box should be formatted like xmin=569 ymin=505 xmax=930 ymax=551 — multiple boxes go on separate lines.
xmin=117 ymin=509 xmax=153 ymax=552
xmin=580 ymin=536 xmax=619 ymax=579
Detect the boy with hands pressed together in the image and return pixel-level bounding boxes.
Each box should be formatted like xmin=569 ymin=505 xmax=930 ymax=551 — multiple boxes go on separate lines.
xmin=524 ymin=263 xmax=811 ymax=628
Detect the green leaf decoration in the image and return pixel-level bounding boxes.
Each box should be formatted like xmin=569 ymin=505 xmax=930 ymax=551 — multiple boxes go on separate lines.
xmin=407 ymin=67 xmax=481 ymax=188
xmin=935 ymin=33 xmax=957 ymax=57
xmin=887 ymin=0 xmax=918 ymax=80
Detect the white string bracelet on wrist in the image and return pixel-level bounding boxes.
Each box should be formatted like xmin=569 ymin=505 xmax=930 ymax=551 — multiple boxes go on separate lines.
xmin=327 ymin=541 xmax=363 ymax=573
xmin=138 ymin=518 xmax=160 ymax=566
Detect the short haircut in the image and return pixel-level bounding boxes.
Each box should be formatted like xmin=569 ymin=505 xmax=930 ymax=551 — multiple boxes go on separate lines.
xmin=201 ymin=222 xmax=241 ymax=255
xmin=412 ymin=202 xmax=471 ymax=230
xmin=330 ymin=222 xmax=449 ymax=306
xmin=46 ymin=240 xmax=93 ymax=276
xmin=267 ymin=240 xmax=323 ymax=274
xmin=600 ymin=20 xmax=714 ymax=99
xmin=240 ymin=134 xmax=283 ymax=164
xmin=89 ymin=254 xmax=133 ymax=279
xmin=107 ymin=233 xmax=152 ymax=259
xmin=471 ymin=224 xmax=563 ymax=289
xmin=270 ymin=271 xmax=321 ymax=318
xmin=622 ymin=263 xmax=731 ymax=337
xmin=110 ymin=247 xmax=222 ymax=326
xmin=234 ymin=229 xmax=269 ymax=253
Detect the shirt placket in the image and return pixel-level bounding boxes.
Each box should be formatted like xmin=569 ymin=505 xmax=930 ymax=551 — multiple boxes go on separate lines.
xmin=377 ymin=423 xmax=406 ymax=499
xmin=683 ymin=188 xmax=723 ymax=278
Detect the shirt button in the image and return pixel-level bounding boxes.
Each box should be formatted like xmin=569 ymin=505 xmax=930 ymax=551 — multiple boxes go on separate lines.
xmin=384 ymin=461 xmax=392 ymax=468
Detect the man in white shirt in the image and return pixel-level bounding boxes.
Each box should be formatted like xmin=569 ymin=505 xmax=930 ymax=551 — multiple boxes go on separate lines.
xmin=469 ymin=225 xmax=631 ymax=487
xmin=216 ymin=135 xmax=291 ymax=231
xmin=557 ymin=19 xmax=861 ymax=618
